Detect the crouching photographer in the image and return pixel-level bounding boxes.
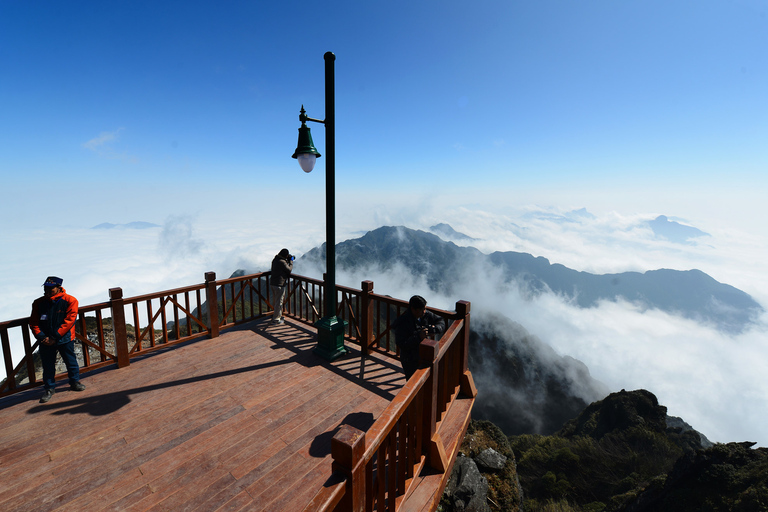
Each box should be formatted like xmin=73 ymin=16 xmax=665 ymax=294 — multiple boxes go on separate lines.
xmin=393 ymin=295 xmax=445 ymax=380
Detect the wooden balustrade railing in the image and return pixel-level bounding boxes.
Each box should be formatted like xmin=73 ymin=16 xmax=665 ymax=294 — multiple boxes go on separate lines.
xmin=1 ymin=271 xmax=475 ymax=512
xmin=310 ymin=300 xmax=474 ymax=512
xmin=2 ymin=271 xmax=461 ymax=396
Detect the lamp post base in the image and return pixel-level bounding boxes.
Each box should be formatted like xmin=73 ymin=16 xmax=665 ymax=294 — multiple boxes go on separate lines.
xmin=314 ymin=315 xmax=348 ymax=361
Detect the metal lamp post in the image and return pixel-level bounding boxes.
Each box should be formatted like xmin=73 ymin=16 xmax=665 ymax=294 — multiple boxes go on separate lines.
xmin=292 ymin=51 xmax=347 ymax=361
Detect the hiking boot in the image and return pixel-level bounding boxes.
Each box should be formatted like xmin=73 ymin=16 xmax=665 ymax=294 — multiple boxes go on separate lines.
xmin=40 ymin=388 xmax=55 ymax=403
xmin=70 ymin=382 xmax=86 ymax=392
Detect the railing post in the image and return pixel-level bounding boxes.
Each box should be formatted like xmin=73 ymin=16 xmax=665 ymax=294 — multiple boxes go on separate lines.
xmin=419 ymin=338 xmax=447 ymax=472
xmin=359 ymin=280 xmax=374 ymax=380
xmin=1 ymin=327 xmax=16 ymax=390
xmin=109 ymin=288 xmax=130 ymax=368
xmin=205 ymin=272 xmax=220 ymax=338
xmin=22 ymin=327 xmax=35 ymax=386
xmin=331 ymin=424 xmax=366 ymax=512
xmin=455 ymin=300 xmax=477 ymax=398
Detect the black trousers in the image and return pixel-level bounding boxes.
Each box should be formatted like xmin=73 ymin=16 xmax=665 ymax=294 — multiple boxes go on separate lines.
xmin=400 ymin=347 xmax=419 ymax=381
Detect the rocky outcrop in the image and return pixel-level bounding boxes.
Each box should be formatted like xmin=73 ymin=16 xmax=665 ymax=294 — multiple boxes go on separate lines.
xmin=510 ymin=389 xmax=720 ymax=511
xmin=444 ymin=455 xmax=492 ymax=512
xmin=557 ymin=389 xmax=668 ymax=440
xmin=475 ymin=448 xmax=508 ymax=472
xmin=558 ymin=389 xmax=708 ymax=453
xmin=442 ymin=420 xmax=522 ymax=512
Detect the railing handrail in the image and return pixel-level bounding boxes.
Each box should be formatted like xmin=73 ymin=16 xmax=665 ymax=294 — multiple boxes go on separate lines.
xmin=121 ymin=283 xmax=207 ymax=304
xmin=0 ymin=317 xmax=32 ymax=329
xmin=436 ymin=319 xmax=462 ymax=361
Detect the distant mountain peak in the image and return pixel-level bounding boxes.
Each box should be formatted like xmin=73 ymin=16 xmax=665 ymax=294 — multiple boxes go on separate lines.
xmin=649 ymin=215 xmax=710 ymax=244
xmin=91 ymin=221 xmax=161 ymax=230
xmin=429 ymin=223 xmax=477 ymax=241
xmin=92 ymin=222 xmax=117 ymax=230
xmin=569 ymin=207 xmax=595 ymax=219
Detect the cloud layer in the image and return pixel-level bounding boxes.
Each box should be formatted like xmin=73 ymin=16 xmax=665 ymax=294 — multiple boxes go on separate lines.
xmin=2 ymin=199 xmax=766 ymax=448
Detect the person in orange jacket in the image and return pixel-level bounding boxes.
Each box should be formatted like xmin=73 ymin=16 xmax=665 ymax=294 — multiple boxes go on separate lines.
xmin=29 ymin=276 xmax=85 ymax=403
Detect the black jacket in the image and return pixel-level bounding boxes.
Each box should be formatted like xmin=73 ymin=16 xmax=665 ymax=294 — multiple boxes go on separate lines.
xmin=394 ymin=308 xmax=446 ymax=352
xmin=270 ymin=256 xmax=293 ymax=287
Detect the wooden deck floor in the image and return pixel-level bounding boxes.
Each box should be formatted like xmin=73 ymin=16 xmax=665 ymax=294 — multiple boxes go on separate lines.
xmin=0 ymin=318 xmax=406 ymax=512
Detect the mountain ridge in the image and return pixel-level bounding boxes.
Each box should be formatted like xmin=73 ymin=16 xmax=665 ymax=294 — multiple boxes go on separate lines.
xmin=92 ymin=221 xmax=160 ymax=230
xmin=303 ymin=225 xmax=762 ymax=333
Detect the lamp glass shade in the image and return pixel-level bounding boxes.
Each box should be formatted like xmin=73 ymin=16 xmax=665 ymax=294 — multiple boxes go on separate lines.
xmin=297 ymin=153 xmax=317 ymax=173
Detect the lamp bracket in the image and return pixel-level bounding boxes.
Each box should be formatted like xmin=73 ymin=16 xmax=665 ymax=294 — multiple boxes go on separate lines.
xmin=299 ymin=105 xmax=325 ymax=125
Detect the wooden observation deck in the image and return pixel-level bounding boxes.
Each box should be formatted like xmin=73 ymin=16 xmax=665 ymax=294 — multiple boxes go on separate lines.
xmin=1 ymin=272 xmax=476 ymax=512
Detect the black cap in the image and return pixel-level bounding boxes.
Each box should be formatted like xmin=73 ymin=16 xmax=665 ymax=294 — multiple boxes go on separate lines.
xmin=409 ymin=295 xmax=427 ymax=309
xmin=43 ymin=276 xmax=63 ymax=287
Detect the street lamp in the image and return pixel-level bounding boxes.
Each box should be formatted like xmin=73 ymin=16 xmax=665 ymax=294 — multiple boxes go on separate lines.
xmin=292 ymin=51 xmax=347 ymax=361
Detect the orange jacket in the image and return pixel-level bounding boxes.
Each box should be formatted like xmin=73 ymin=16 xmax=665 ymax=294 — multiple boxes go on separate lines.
xmin=30 ymin=288 xmax=79 ymax=342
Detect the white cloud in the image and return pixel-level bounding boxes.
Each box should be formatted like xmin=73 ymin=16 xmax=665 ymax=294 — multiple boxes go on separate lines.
xmin=2 ymin=197 xmax=767 ymax=448
xmin=82 ymin=128 xmax=137 ymax=162
xmin=338 ymin=252 xmax=768 ymax=447
xmin=158 ymin=215 xmax=206 ymax=260
xmin=83 ymin=128 xmax=123 ymax=151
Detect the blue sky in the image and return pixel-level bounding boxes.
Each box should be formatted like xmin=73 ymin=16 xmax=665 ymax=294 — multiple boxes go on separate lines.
xmin=2 ymin=0 xmax=767 ymax=228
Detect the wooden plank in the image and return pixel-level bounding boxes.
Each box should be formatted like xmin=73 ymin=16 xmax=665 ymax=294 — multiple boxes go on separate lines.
xmin=197 ymin=392 xmax=373 ymax=511
xmin=0 ymin=436 xmax=132 ymax=512
xmin=120 ymin=394 xmax=242 ymax=458
xmin=144 ymin=458 xmax=235 ymax=511
xmin=230 ymin=380 xmax=366 ymax=479
xmin=101 ymin=481 xmax=155 ymax=512
xmin=50 ymin=467 xmax=145 ymax=511
xmin=285 ymin=464 xmax=342 ymax=512
xmin=245 ymin=453 xmax=327 ymax=511
xmin=217 ymin=489 xmax=254 ymax=512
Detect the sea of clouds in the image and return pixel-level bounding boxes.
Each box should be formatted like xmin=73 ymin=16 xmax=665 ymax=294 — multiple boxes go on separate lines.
xmin=2 ymin=195 xmax=766 ymax=447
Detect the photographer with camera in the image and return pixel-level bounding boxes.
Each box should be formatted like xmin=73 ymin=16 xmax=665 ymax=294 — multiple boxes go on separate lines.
xmin=393 ymin=295 xmax=445 ymax=380
xmin=270 ymin=248 xmax=294 ymax=325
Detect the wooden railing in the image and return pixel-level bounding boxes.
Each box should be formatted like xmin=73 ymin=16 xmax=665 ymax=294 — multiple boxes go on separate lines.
xmin=2 ymin=271 xmax=458 ymax=395
xmin=308 ymin=300 xmax=474 ymax=512
xmin=0 ymin=271 xmax=475 ymax=512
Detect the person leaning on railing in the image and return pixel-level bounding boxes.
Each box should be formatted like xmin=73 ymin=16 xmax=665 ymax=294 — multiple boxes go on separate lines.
xmin=393 ymin=295 xmax=445 ymax=380
xmin=270 ymin=248 xmax=294 ymax=325
xmin=29 ymin=276 xmax=86 ymax=403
